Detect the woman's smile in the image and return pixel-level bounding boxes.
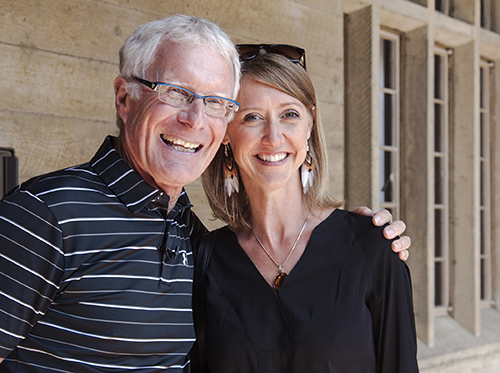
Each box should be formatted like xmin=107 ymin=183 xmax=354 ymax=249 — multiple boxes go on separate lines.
xmin=256 ymin=153 xmax=288 ymax=163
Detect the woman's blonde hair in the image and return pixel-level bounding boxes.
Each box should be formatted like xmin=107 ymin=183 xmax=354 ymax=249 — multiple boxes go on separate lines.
xmin=202 ymin=53 xmax=340 ymax=228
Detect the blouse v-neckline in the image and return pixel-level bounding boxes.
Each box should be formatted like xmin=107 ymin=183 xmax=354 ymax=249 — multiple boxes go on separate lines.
xmin=228 ymin=209 xmax=341 ymax=292
xmin=208 ymin=209 xmax=351 ymax=351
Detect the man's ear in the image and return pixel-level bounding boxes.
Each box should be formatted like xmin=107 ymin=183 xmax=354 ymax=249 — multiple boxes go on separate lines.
xmin=114 ymin=77 xmax=130 ymax=124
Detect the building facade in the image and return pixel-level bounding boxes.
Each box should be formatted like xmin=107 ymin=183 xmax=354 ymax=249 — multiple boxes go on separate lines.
xmin=1 ymin=0 xmax=500 ymax=371
xmin=344 ymin=1 xmax=500 ymax=371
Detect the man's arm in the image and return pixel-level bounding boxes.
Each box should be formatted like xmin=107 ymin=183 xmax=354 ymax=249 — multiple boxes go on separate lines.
xmin=0 ymin=190 xmax=65 ymax=359
xmin=353 ymin=207 xmax=411 ymax=261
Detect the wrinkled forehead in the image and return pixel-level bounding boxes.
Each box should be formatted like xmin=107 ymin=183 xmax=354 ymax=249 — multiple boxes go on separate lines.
xmin=148 ymin=41 xmax=235 ymax=94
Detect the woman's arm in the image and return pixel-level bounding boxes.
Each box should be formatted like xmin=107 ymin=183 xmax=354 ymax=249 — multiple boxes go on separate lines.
xmin=361 ymin=225 xmax=419 ymax=372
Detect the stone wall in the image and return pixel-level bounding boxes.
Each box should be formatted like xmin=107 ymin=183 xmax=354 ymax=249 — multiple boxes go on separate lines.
xmin=0 ymin=0 xmax=344 ymax=229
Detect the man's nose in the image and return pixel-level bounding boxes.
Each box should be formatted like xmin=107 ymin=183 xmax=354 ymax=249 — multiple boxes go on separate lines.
xmin=178 ymin=98 xmax=207 ymax=130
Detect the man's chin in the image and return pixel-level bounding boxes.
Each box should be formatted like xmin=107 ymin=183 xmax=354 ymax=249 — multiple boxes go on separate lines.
xmin=155 ymin=166 xmax=204 ymax=190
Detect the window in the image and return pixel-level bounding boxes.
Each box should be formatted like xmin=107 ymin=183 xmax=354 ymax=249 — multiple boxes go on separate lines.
xmin=480 ymin=60 xmax=492 ymax=307
xmin=435 ymin=0 xmax=451 ymax=14
xmin=379 ymin=31 xmax=400 ymax=219
xmin=434 ymin=48 xmax=450 ymax=314
xmin=481 ymin=0 xmax=491 ymax=29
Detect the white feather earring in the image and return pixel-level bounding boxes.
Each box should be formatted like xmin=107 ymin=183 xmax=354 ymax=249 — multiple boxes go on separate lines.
xmin=224 ymin=143 xmax=239 ymax=197
xmin=300 ymin=140 xmax=315 ymax=194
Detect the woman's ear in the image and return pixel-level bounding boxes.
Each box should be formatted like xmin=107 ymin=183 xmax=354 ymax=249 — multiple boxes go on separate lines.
xmin=310 ymin=105 xmax=316 ymax=120
xmin=114 ymin=77 xmax=130 ymax=124
xmin=307 ymin=106 xmax=316 ymax=137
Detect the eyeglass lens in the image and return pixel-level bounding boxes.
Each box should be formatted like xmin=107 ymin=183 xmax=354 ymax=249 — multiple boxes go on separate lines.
xmin=157 ymin=85 xmax=232 ymax=117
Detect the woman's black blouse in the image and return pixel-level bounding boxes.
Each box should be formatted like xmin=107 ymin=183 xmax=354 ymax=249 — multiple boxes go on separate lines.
xmin=199 ymin=209 xmax=419 ymax=372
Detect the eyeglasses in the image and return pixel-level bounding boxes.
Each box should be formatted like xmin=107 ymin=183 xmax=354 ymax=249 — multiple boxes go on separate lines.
xmin=133 ymin=77 xmax=240 ymax=118
xmin=237 ymin=44 xmax=306 ymax=70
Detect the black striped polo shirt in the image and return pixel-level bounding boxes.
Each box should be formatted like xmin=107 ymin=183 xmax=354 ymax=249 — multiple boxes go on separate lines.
xmin=0 ymin=136 xmax=204 ymax=372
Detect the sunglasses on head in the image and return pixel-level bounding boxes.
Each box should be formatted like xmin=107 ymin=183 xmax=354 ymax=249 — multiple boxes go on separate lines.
xmin=237 ymin=44 xmax=306 ymax=70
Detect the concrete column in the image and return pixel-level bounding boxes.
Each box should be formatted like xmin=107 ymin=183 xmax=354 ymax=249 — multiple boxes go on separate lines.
xmin=448 ymin=41 xmax=481 ymax=336
xmin=400 ymin=25 xmax=434 ymax=346
xmin=344 ymin=5 xmax=375 ymax=210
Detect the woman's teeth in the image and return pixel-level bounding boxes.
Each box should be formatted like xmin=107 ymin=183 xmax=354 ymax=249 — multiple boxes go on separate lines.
xmin=257 ymin=153 xmax=287 ymax=162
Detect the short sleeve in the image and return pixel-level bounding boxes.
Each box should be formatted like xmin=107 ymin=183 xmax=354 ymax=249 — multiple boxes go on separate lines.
xmin=0 ymin=189 xmax=65 ymax=357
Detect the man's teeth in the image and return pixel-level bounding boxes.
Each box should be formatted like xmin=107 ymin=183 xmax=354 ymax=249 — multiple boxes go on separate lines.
xmin=161 ymin=135 xmax=200 ymax=153
xmin=258 ymin=153 xmax=287 ymax=162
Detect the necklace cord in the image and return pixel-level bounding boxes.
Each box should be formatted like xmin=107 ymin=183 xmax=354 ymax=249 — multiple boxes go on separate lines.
xmin=251 ymin=211 xmax=312 ymax=273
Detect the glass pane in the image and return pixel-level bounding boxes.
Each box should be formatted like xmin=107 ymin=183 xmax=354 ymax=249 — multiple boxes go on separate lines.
xmin=434 ymin=103 xmax=443 ymax=152
xmin=435 ymin=261 xmax=443 ymax=306
xmin=481 ymin=0 xmax=490 ymax=29
xmin=480 ymin=67 xmax=485 ymax=109
xmin=480 ymin=112 xmax=485 ymax=158
xmin=435 ymin=209 xmax=442 ymax=257
xmin=436 ymin=0 xmax=443 ymax=11
xmin=480 ymin=210 xmax=485 ymax=254
xmin=382 ymin=93 xmax=395 ymax=146
xmin=381 ymin=39 xmax=394 ymax=89
xmin=381 ymin=150 xmax=393 ymax=202
xmin=480 ymin=258 xmax=486 ymax=300
xmin=481 ymin=0 xmax=486 ymax=27
xmin=435 ymin=157 xmax=443 ymax=204
xmin=435 ymin=54 xmax=443 ymax=99
xmin=480 ymin=161 xmax=485 ymax=206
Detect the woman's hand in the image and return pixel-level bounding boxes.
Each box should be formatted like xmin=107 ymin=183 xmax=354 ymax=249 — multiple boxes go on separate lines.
xmin=352 ymin=207 xmax=411 ymax=261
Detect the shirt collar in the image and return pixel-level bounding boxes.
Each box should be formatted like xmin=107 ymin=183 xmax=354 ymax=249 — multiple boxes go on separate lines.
xmin=90 ymin=136 xmax=192 ymax=214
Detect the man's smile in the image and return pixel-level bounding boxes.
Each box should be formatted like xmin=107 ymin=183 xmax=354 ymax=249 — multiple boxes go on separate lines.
xmin=160 ymin=134 xmax=203 ymax=153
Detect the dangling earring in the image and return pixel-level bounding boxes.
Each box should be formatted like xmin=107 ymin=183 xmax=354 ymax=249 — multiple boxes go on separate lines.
xmin=300 ymin=140 xmax=315 ymax=194
xmin=224 ymin=143 xmax=239 ymax=197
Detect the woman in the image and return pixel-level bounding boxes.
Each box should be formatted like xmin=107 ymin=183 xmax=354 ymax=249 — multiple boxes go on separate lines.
xmin=195 ymin=48 xmax=418 ymax=372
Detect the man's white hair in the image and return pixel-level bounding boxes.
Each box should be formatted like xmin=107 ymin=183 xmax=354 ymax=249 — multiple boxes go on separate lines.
xmin=119 ymin=14 xmax=241 ymax=100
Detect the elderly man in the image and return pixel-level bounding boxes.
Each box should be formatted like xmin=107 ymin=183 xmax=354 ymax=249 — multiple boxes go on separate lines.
xmin=0 ymin=15 xmax=408 ymax=371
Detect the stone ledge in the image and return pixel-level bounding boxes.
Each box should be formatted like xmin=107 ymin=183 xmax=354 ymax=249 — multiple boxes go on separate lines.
xmin=418 ymin=308 xmax=500 ymax=372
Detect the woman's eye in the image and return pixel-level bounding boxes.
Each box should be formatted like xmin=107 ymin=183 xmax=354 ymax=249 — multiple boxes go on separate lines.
xmin=283 ymin=110 xmax=299 ymax=119
xmin=243 ymin=113 xmax=261 ymax=122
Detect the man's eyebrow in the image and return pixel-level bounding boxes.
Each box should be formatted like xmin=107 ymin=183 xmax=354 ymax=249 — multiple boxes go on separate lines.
xmin=159 ymin=77 xmax=232 ymax=98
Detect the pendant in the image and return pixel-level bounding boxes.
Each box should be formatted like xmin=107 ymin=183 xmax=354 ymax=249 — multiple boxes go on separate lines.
xmin=274 ymin=271 xmax=288 ymax=290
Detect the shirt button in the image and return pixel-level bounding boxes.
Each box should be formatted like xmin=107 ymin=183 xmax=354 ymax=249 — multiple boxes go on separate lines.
xmin=154 ymin=193 xmax=163 ymax=202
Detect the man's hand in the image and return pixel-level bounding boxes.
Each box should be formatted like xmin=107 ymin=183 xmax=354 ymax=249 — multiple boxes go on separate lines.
xmin=352 ymin=206 xmax=411 ymax=261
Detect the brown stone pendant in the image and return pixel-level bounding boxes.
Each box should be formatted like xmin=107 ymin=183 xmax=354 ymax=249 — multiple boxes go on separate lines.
xmin=274 ymin=272 xmax=288 ymax=290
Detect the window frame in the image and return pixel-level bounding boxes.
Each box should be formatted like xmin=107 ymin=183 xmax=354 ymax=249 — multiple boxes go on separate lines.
xmin=379 ymin=30 xmax=401 ymax=219
xmin=479 ymin=60 xmax=493 ymax=308
xmin=433 ymin=47 xmax=451 ymax=315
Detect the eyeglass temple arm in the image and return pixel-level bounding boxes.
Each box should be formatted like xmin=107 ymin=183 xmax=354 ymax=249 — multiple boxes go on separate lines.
xmin=133 ymin=77 xmax=158 ymax=90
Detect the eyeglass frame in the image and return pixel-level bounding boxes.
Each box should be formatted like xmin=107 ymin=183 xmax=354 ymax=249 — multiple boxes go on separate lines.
xmin=132 ymin=77 xmax=240 ymax=118
xmin=236 ymin=44 xmax=306 ymax=70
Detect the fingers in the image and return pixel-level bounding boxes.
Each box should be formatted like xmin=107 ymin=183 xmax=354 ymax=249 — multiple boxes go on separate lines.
xmin=351 ymin=206 xmax=374 ymax=216
xmin=391 ymin=235 xmax=411 ymax=252
xmin=383 ymin=220 xmax=406 ymax=238
xmin=393 ymin=236 xmax=411 ymax=262
xmin=372 ymin=209 xmax=393 ymax=226
xmin=398 ymin=249 xmax=409 ymax=262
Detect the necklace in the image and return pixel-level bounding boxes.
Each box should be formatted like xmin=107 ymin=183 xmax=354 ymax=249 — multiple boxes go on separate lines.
xmin=251 ymin=211 xmax=312 ymax=290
